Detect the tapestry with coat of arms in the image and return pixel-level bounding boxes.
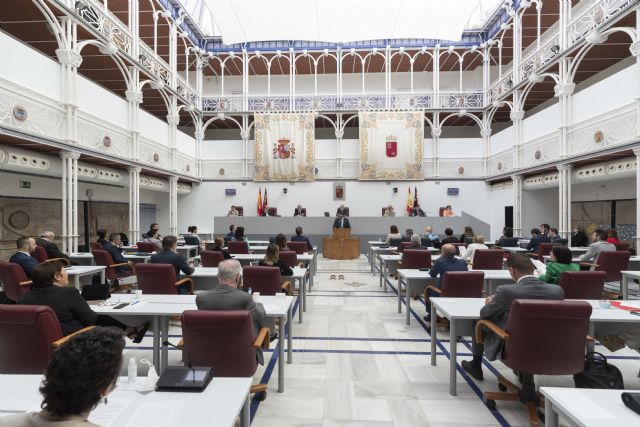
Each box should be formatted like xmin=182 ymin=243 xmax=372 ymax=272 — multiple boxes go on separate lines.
xmin=358 ymin=111 xmax=424 ymax=180
xmin=254 ymin=113 xmax=315 ymax=182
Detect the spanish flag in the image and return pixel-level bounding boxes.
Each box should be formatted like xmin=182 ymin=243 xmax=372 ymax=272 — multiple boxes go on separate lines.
xmin=406 ymin=187 xmax=413 ymax=215
xmin=257 ymin=188 xmax=262 ymax=216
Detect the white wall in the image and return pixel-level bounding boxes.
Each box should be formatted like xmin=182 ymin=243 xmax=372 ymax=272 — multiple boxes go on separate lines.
xmin=488 ymin=186 xmax=513 ymax=241
xmin=76 ymin=75 xmax=129 ymax=129
xmin=521 ymin=188 xmax=559 ymax=235
xmin=572 ymin=177 xmax=636 ymax=202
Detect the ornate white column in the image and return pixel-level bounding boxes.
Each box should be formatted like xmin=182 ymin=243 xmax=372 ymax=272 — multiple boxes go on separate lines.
xmin=633 ymin=7 xmax=640 ymax=136
xmin=512 ymin=174 xmax=523 ymax=237
xmin=128 ymin=167 xmax=141 ymax=244
xmin=480 ymin=127 xmax=492 ymax=177
xmin=510 ymin=106 xmax=524 ymax=170
xmin=167 ymin=104 xmax=179 ymax=172
xmin=169 ymin=176 xmax=178 ymax=236
xmin=556 ymin=59 xmax=575 ymax=159
xmin=634 ymin=148 xmax=640 ymax=251
xmin=60 ymin=151 xmax=80 ymax=253
xmin=557 ymin=164 xmax=573 ymax=239
xmin=431 ymin=126 xmax=441 ymax=178
xmin=194 ymin=127 xmax=204 ymax=178
xmin=125 ymin=78 xmax=142 ymax=162
xmin=56 ymin=18 xmax=81 ymax=145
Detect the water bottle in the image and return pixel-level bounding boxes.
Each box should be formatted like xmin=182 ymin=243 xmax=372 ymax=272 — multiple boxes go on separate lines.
xmin=248 ymin=287 xmax=253 ymax=295
xmin=128 ymin=357 xmax=137 ymax=383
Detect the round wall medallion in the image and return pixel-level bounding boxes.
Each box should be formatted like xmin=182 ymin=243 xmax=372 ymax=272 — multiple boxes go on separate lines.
xmin=458 ymin=166 xmax=465 ymax=175
xmin=219 ymin=168 xmax=225 ymax=176
xmin=593 ymin=130 xmax=604 ymax=143
xmin=103 ymin=136 xmax=112 ymax=147
xmin=12 ymin=105 xmax=28 ymax=122
xmin=186 ymin=164 xmax=191 ymax=172
xmin=534 ymin=149 xmax=542 ymax=160
xmin=8 ymin=210 xmax=30 ymax=230
xmin=497 ymin=162 xmax=503 ymax=170
xmin=153 ymin=153 xmax=160 ymax=162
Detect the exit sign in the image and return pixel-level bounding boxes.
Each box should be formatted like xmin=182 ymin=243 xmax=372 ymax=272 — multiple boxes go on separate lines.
xmin=19 ymin=181 xmax=31 ymax=189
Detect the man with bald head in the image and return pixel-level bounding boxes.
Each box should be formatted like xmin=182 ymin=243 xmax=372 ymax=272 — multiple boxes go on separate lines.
xmin=423 ymin=244 xmax=468 ymax=322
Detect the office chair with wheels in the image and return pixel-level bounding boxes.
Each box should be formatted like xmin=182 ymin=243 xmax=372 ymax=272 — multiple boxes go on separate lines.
xmin=399 ymin=249 xmax=432 ymax=269
xmin=425 ymin=271 xmax=484 ymax=303
xmin=242 ymin=266 xmax=291 ymax=295
xmin=228 ymin=241 xmax=250 ymax=254
xmin=471 ymin=249 xmax=504 ymax=270
xmin=557 ymin=271 xmax=606 ymax=299
xmin=278 ymin=251 xmax=300 ymax=268
xmin=581 ymin=251 xmax=630 ymax=295
xmin=31 ymin=246 xmax=70 ymax=266
xmin=200 ymin=250 xmax=224 ymax=268
xmin=286 ymin=241 xmax=309 ymax=254
xmin=91 ymin=249 xmax=136 ymax=290
xmin=136 ymin=264 xmax=194 ymax=295
xmin=0 ymin=261 xmax=32 ymax=303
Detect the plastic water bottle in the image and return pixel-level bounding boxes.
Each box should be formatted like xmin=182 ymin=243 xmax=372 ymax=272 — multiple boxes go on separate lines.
xmin=248 ymin=287 xmax=253 ymax=295
xmin=128 ymin=357 xmax=137 ymax=383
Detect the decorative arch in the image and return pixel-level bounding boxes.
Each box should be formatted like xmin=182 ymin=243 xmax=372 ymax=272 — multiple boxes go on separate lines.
xmin=75 ymin=40 xmax=133 ymax=90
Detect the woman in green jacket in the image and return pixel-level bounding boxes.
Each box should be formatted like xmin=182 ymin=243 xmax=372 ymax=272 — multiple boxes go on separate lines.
xmin=538 ymin=246 xmax=579 ymax=284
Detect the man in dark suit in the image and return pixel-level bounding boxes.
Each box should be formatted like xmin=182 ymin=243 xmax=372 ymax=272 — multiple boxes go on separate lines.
xmin=150 ymin=235 xmax=194 ymax=294
xmin=440 ymin=228 xmax=458 ymax=245
xmin=142 ymin=223 xmax=161 ymax=239
xmin=195 ymin=260 xmax=275 ymax=366
xmin=461 ymin=254 xmax=564 ymax=381
xmin=333 ymin=214 xmax=351 ymax=229
xmin=293 ymin=205 xmax=306 ymax=217
xmin=9 ymin=236 xmax=38 ymax=277
xmin=291 ymin=226 xmax=313 ymax=251
xmin=36 ymin=231 xmax=70 ymax=262
xmin=102 ymin=233 xmax=132 ymax=274
xmin=526 ymin=228 xmax=551 ymax=252
xmin=336 ymin=205 xmax=348 ymax=217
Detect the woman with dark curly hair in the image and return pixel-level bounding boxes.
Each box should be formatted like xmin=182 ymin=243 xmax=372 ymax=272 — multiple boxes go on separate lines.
xmin=1 ymin=327 xmax=124 ymax=426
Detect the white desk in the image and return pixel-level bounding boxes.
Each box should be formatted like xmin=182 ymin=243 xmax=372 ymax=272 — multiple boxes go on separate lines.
xmin=177 ymin=245 xmax=199 ymax=260
xmin=248 ymin=240 xmax=270 ymax=246
xmin=370 ymin=246 xmax=397 ymax=273
xmin=66 ymin=266 xmax=105 ymax=289
xmin=503 ymin=247 xmax=529 ymax=253
xmin=620 ymin=270 xmax=640 ymax=300
xmin=92 ymin=294 xmax=293 ymax=393
xmin=541 ymin=387 xmax=640 ymax=427
xmin=368 ymin=241 xmax=385 ymax=265
xmin=70 ymin=252 xmax=151 ymax=266
xmin=430 ymin=298 xmax=640 ymax=396
xmin=379 ymin=254 xmax=401 ymax=289
xmin=0 ymin=375 xmax=252 ymax=427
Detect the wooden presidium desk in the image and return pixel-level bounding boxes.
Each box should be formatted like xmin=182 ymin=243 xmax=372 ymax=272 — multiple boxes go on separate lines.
xmin=323 ymin=228 xmax=360 ymax=259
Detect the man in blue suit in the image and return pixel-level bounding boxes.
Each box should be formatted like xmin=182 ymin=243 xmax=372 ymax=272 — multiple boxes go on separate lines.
xmin=9 ymin=236 xmax=38 ymax=277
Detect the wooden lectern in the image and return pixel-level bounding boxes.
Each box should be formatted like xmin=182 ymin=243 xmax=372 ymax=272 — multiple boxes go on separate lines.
xmin=322 ymin=228 xmax=361 ymax=260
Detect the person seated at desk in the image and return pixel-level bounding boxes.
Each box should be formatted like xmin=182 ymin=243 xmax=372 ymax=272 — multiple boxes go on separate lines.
xmin=261 ymin=204 xmax=271 ymax=217
xmin=96 ymin=229 xmax=108 ymax=246
xmin=571 ymin=224 xmax=589 ymax=247
xmin=293 ymin=205 xmax=306 ymax=217
xmin=423 ymin=244 xmax=467 ymax=322
xmin=291 ymin=226 xmax=313 ymax=252
xmin=442 ymin=205 xmax=455 ymax=217
xmin=19 ymin=262 xmax=148 ymax=342
xmin=142 ymin=223 xmax=161 ymax=239
xmin=496 ymin=226 xmax=516 ymax=247
xmin=383 ymin=205 xmax=395 ymax=217
xmin=538 ymin=246 xmax=579 ymax=284
xmin=578 ymin=229 xmax=616 ymax=262
xmin=384 ymin=225 xmax=402 ymax=245
xmin=402 ymin=228 xmax=414 ymax=242
xmin=226 ymin=225 xmax=236 ymax=240
xmin=211 ymin=237 xmax=231 ymax=259
xmin=548 ymin=227 xmax=563 ymax=244
xmin=150 ymin=236 xmax=194 ymax=294
xmin=463 ymin=235 xmax=488 ymax=263
xmin=186 ymin=225 xmax=201 ymax=245
xmin=275 ymin=233 xmax=288 ymax=251
xmin=234 ymin=226 xmax=248 ymax=242
xmin=461 ymin=254 xmax=564 ymax=381
xmin=606 ymin=228 xmax=621 ymax=245
xmin=411 ymin=204 xmax=426 ymax=217
xmin=36 ymin=231 xmax=70 ymax=262
xmin=526 ymin=228 xmax=550 ymax=252
xmin=259 ymin=244 xmax=293 ymax=276
xmin=141 ymin=230 xmax=162 ymax=252
xmin=423 ymin=226 xmax=440 ymax=247
xmin=227 ymin=205 xmax=240 ymax=217
xmin=9 ymin=236 xmax=38 ymax=278
xmin=102 ymin=233 xmax=134 ymax=275
xmin=459 ymin=226 xmax=475 ymax=244
xmin=333 ymin=214 xmax=351 ymax=229
xmin=0 ymin=327 xmax=126 ymax=427
xmin=440 ymin=228 xmax=458 ymax=245
xmin=196 ymin=260 xmax=276 ymax=368
xmin=336 ymin=205 xmax=348 ymax=217
xmin=539 ymin=223 xmax=551 ymax=237
xmin=407 ymin=234 xmax=430 ymax=250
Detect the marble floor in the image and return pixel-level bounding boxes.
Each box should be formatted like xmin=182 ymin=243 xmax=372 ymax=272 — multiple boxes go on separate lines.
xmin=123 ymin=255 xmax=640 ymax=427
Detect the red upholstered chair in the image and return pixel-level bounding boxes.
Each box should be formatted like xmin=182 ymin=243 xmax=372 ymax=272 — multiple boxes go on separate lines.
xmin=31 ymin=246 xmax=70 ymax=266
xmin=439 ymin=207 xmax=446 ymax=217
xmin=614 ymin=242 xmax=630 ymax=252
xmin=471 ymin=249 xmax=505 ymax=270
xmin=525 ymin=242 xmax=558 ymax=262
xmin=136 ymin=241 xmax=157 ymax=253
xmin=278 ymin=251 xmax=299 ymax=268
xmin=287 ymin=241 xmax=309 ymax=254
xmin=236 ymin=206 xmax=244 ymax=216
xmin=178 ymin=310 xmax=269 ymax=397
xmin=583 ymin=250 xmax=630 ymax=282
xmin=91 ymin=249 xmax=136 ymax=287
xmin=425 ymin=271 xmax=484 ymax=301
xmin=228 ymin=241 xmax=250 ymax=254
xmin=89 ymin=242 xmax=103 ymax=251
xmin=267 ymin=207 xmax=278 ymax=216
xmin=397 ymin=242 xmax=413 ymax=253
xmin=0 ymin=261 xmax=32 ymax=302
xmin=476 ymin=300 xmax=592 ymax=426
xmin=399 ymin=249 xmax=432 ymax=269
xmin=381 ymin=208 xmax=387 ymax=216
xmin=558 ymin=271 xmax=606 ymax=300
xmin=0 ymin=305 xmax=93 ymax=374
xmin=200 ymin=250 xmax=224 ymax=267
xmin=242 ymin=266 xmax=290 ymax=295
xmin=136 ymin=264 xmax=194 ymax=294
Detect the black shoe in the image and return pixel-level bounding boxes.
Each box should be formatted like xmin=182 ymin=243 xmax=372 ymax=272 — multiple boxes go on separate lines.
xmin=269 ymin=332 xmax=279 ymax=342
xmin=461 ymin=360 xmax=484 ymax=381
xmin=254 ymin=391 xmax=267 ymax=401
xmin=132 ymin=322 xmax=150 ymax=344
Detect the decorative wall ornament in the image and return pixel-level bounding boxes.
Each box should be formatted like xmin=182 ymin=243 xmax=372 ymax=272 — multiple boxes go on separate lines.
xmin=186 ymin=164 xmax=191 ymax=172
xmin=219 ymin=168 xmax=225 ymax=176
xmin=254 ymin=113 xmax=315 ymax=182
xmin=333 ymin=182 xmax=346 ymax=200
xmin=102 ymin=136 xmax=112 ymax=147
xmin=153 ymin=153 xmax=159 ymax=162
xmin=12 ymin=105 xmax=27 ymax=122
xmin=358 ymin=111 xmax=424 ymax=180
xmin=593 ymin=130 xmax=604 ymax=143
xmin=534 ymin=149 xmax=542 ymax=159
xmin=497 ymin=162 xmax=503 ymax=170
xmin=458 ymin=166 xmax=465 ymax=175
xmin=8 ymin=210 xmax=30 ymax=230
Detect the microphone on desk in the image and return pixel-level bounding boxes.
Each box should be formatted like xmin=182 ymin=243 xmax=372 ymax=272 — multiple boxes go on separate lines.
xmin=163 ymin=341 xmax=196 ymax=382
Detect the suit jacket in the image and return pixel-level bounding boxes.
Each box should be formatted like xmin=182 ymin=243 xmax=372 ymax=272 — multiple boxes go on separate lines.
xmin=440 ymin=236 xmax=458 ymax=246
xmin=102 ymin=242 xmax=127 ymax=264
xmin=429 ymin=256 xmax=468 ymax=287
xmin=195 ymin=286 xmax=273 ymax=364
xmin=336 ymin=207 xmax=348 ymax=216
xmin=293 ymin=208 xmax=306 ymax=217
xmin=150 ymin=250 xmax=194 ymax=276
xmin=19 ymin=285 xmax=98 ymax=336
xmin=35 ymin=238 xmax=69 ymax=261
xmin=333 ymin=217 xmax=351 ymax=229
xmin=571 ymin=231 xmax=589 ymax=247
xmin=480 ymin=276 xmax=564 ymax=360
xmin=291 ymin=235 xmax=313 ymax=251
xmin=9 ymin=252 xmax=39 ymax=278
xmin=578 ymin=241 xmax=616 ymax=262
xmin=527 ymin=235 xmax=551 ymax=252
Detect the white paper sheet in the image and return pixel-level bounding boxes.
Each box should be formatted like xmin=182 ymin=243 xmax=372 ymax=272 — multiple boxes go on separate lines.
xmin=88 ymin=397 xmax=130 ymax=427
xmin=123 ymin=400 xmax=186 ymax=427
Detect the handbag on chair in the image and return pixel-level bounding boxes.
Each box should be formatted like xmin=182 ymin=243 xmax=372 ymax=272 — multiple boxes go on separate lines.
xmin=573 ymin=352 xmax=624 ymax=389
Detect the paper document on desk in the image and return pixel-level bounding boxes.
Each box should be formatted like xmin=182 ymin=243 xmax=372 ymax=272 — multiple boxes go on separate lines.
xmin=124 ymin=400 xmax=186 ymax=427
xmin=88 ymin=397 xmax=130 ymax=426
xmin=531 ymin=259 xmax=546 ymax=275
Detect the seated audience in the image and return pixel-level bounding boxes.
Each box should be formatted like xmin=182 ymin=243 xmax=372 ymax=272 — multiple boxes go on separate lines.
xmin=496 ymin=226 xmax=516 ymax=247
xmin=440 ymin=228 xmax=458 ymax=245
xmin=259 ymin=244 xmax=293 ymax=276
xmin=402 ymin=228 xmax=414 ymax=242
xmin=463 ymin=235 xmax=488 ymax=263
xmin=293 ymin=205 xmax=306 ymax=217
xmin=275 ymin=233 xmax=288 ymax=251
xmin=142 ymin=223 xmax=160 ymax=239
xmin=540 ymin=223 xmax=551 ymax=237
xmin=226 ymin=225 xmax=236 ymax=240
xmin=96 ymin=229 xmax=108 ymax=246
xmin=571 ymin=225 xmax=589 ymax=247
xmin=578 ymin=229 xmax=616 ymax=262
xmin=19 ymin=262 xmax=148 ymax=341
xmin=423 ymin=226 xmax=440 ymax=246
xmin=291 ymin=226 xmax=313 ymax=252
xmin=186 ymin=225 xmax=201 ymax=244
xmin=102 ymin=233 xmax=133 ymax=274
xmin=428 ymin=244 xmax=467 ymax=288
xmin=407 ymin=234 xmax=429 ymax=250
xmin=385 ymin=225 xmax=402 ymax=245
xmin=196 ymin=260 xmax=275 ymax=364
xmin=150 ymin=236 xmax=194 ymax=294
xmin=35 ymin=231 xmax=69 ymax=262
xmin=526 ymin=228 xmax=550 ymax=252
xmin=142 ymin=230 xmax=162 ymax=251
xmin=234 ymin=226 xmax=247 ymax=242
xmin=9 ymin=236 xmax=38 ymax=278
xmin=227 ymin=205 xmax=240 ymax=217
xmin=442 ymin=205 xmax=455 ymax=217
xmin=459 ymin=226 xmax=475 ymax=244
xmin=212 ymin=237 xmax=231 ymax=259
xmin=606 ymin=229 xmax=621 ymax=245
xmin=538 ymin=246 xmax=579 ymax=284
xmin=461 ymin=254 xmax=564 ymax=380
xmin=548 ymin=227 xmax=563 ymax=244
xmin=0 ymin=327 xmax=126 ymax=427
xmin=383 ymin=205 xmax=395 ymax=217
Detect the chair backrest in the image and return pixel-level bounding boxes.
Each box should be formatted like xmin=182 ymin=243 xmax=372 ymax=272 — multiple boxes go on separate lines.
xmin=300 ymin=208 xmax=307 ymax=216
xmin=389 ymin=238 xmax=402 ymax=248
xmin=181 ymin=310 xmax=257 ymax=377
xmin=614 ymin=242 xmax=630 ymax=252
xmin=0 ymin=261 xmax=31 ymax=302
xmin=200 ymin=250 xmax=224 ymax=268
xmin=136 ymin=241 xmax=157 ymax=253
xmin=420 ymin=237 xmax=433 ymax=248
xmin=242 ymin=266 xmax=282 ymax=295
xmin=183 ymin=235 xmax=200 ymax=246
xmin=439 ymin=207 xmax=446 ymax=217
xmin=89 ymin=242 xmax=103 ymax=251
xmin=228 ymin=241 xmax=249 ymax=254
xmin=401 ymin=249 xmax=432 ymax=269
xmin=594 ymin=251 xmax=630 ymax=282
xmin=236 ymin=206 xmax=244 ymax=216
xmin=472 ymin=249 xmax=504 ymax=270
xmin=267 ymin=207 xmax=278 ymax=216
xmin=557 ymin=271 xmax=606 ymax=300
xmin=32 ymin=246 xmax=48 ymax=263
xmin=0 ymin=305 xmax=63 ymax=374
xmin=502 ymin=300 xmax=592 ymax=375
xmin=287 ymin=241 xmax=308 ymax=254
xmin=381 ymin=208 xmax=386 ymax=216
xmin=136 ymin=264 xmax=178 ymax=294
xmin=440 ymin=271 xmax=485 ymax=298
xmin=278 ymin=251 xmax=298 ymax=267
xmin=501 ymin=237 xmax=520 ymax=248
xmin=92 ymin=249 xmax=121 ymax=280
xmin=536 ymin=243 xmax=557 ymax=256
xmin=398 ymin=242 xmax=413 ymax=253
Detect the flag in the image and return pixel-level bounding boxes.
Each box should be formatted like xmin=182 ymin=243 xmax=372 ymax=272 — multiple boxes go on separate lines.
xmin=257 ymin=188 xmax=262 ymax=216
xmin=263 ymin=188 xmax=268 ymax=214
xmin=406 ymin=187 xmax=413 ymax=214
xmin=414 ymin=187 xmax=418 ymax=208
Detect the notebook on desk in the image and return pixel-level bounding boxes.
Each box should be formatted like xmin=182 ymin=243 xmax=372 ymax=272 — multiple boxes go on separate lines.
xmin=156 ymin=366 xmax=214 ymax=392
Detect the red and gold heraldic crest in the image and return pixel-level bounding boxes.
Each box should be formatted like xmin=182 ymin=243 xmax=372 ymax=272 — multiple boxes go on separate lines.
xmin=273 ymin=137 xmax=296 ymax=159
xmin=385 ymin=135 xmax=398 ymax=158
